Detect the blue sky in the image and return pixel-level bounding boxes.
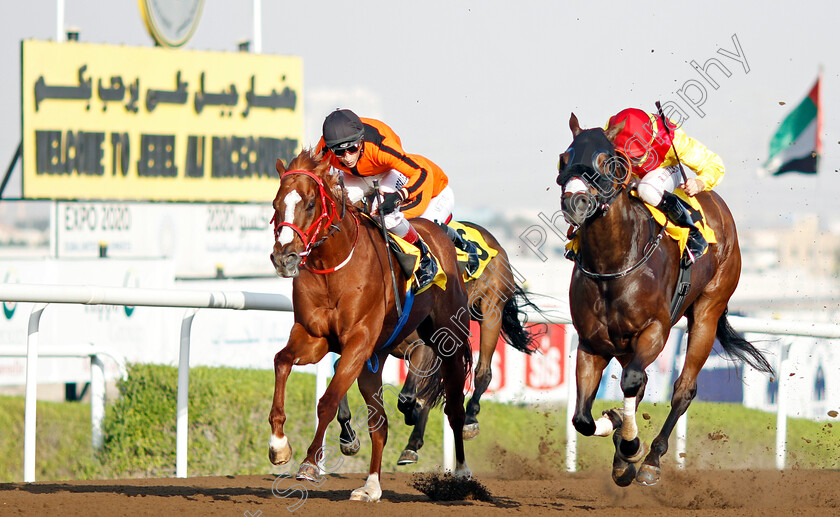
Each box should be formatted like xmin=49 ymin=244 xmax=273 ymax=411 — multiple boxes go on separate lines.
xmin=2 ymin=0 xmax=839 ymax=231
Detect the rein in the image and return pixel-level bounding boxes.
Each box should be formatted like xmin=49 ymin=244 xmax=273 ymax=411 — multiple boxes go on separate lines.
xmin=575 ymin=197 xmax=664 ymax=280
xmin=272 ymin=169 xmax=356 ymax=274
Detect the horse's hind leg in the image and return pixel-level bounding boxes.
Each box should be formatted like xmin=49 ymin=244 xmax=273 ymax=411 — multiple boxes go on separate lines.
xmin=440 ymin=345 xmax=471 ymax=478
xmin=464 ymin=296 xmax=503 ymax=440
xmin=336 ymin=392 xmax=361 ymax=456
xmin=397 ymin=341 xmax=438 ymax=464
xmin=398 ymin=400 xmax=432 ymax=465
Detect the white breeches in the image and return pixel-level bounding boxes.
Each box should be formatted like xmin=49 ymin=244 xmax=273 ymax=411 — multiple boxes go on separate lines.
xmin=341 ymin=170 xmax=453 ymax=238
xmin=562 ymin=165 xmax=683 ymax=207
xmin=635 ymin=165 xmax=683 ymax=206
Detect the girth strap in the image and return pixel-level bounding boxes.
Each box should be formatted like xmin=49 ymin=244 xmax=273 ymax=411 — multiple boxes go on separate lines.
xmin=669 ymin=260 xmax=692 ymax=326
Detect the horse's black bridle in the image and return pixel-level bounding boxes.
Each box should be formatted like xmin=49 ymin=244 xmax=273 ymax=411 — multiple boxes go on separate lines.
xmin=558 ymin=128 xmax=664 ymax=280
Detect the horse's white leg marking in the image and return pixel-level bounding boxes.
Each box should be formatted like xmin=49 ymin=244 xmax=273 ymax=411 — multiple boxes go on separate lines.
xmin=349 ymin=473 xmax=382 ymax=502
xmin=620 ymin=396 xmax=638 ymax=442
xmin=269 ymin=434 xmax=292 ymax=464
xmin=454 ymin=461 xmax=472 ymax=480
xmin=593 ymin=415 xmax=616 ymax=437
xmin=277 ymin=190 xmax=302 ymax=245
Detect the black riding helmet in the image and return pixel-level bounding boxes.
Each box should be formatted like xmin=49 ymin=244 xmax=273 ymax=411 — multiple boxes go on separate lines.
xmin=323 ymin=109 xmax=364 ymax=150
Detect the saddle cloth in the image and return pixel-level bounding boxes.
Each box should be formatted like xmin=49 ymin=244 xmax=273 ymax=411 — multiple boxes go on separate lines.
xmin=360 ymin=213 xmax=447 ymax=294
xmin=446 ymin=221 xmax=499 ymax=282
xmin=565 ymin=189 xmax=717 ymax=258
xmin=388 ymin=231 xmax=447 ymax=295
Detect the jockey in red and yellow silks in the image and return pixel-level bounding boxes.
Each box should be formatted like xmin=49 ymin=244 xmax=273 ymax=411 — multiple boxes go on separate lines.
xmin=563 ymin=108 xmax=725 ymax=262
xmin=317 ymin=109 xmax=457 ymax=289
xmin=607 ymin=108 xmax=725 ymax=194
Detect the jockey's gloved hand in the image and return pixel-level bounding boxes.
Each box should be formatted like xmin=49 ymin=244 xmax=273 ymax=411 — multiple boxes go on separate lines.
xmin=379 ymin=189 xmax=407 ymax=215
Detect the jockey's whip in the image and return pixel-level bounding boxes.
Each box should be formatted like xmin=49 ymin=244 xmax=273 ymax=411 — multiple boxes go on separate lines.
xmin=655 ymin=100 xmax=688 ymax=186
xmin=373 ymin=180 xmax=402 ymax=318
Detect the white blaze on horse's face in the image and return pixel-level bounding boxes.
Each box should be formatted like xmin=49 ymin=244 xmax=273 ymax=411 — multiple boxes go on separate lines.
xmin=277 ymin=189 xmax=302 ymax=246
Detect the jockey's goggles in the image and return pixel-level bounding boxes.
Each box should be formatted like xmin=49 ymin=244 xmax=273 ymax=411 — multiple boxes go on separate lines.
xmin=331 ymin=140 xmax=362 ymax=157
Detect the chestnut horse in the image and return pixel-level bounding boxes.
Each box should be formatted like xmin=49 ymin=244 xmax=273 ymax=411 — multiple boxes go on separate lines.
xmin=268 ymin=149 xmax=473 ymax=502
xmin=334 ymin=224 xmax=544 ymax=465
xmin=556 ymin=113 xmax=773 ymax=487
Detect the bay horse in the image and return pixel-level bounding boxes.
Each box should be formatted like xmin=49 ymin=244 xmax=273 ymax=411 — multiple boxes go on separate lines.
xmin=334 ymin=224 xmax=544 ymax=465
xmin=268 ymin=148 xmax=473 ymax=502
xmin=556 ymin=113 xmax=773 ymax=487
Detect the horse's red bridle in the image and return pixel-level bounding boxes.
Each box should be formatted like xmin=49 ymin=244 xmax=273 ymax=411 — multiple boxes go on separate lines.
xmin=271 ymin=169 xmax=358 ymax=274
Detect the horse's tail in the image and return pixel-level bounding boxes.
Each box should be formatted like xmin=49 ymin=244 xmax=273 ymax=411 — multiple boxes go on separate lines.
xmin=499 ymin=285 xmax=546 ymax=355
xmin=415 ymin=338 xmax=473 ymax=409
xmin=716 ymin=307 xmax=774 ymax=375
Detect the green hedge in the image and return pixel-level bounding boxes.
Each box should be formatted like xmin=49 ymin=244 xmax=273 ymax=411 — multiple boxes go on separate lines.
xmin=0 ymin=363 xmax=837 ymax=482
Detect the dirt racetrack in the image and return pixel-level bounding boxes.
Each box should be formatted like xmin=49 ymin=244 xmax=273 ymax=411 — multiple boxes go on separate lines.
xmin=2 ymin=468 xmax=839 ymax=517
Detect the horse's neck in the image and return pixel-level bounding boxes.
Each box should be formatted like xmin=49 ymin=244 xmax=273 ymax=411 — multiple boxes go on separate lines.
xmin=303 ymin=199 xmax=356 ymax=271
xmin=579 ymin=192 xmax=649 ymax=267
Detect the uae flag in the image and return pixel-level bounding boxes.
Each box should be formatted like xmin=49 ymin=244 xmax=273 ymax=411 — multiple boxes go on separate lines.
xmin=761 ymin=76 xmax=822 ymax=175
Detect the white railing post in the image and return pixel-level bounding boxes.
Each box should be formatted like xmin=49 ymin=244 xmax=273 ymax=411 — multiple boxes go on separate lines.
xmin=775 ymin=344 xmax=792 ymax=470
xmin=24 ymin=303 xmax=48 ymax=483
xmin=90 ymin=354 xmax=106 ymax=450
xmin=565 ymin=331 xmax=577 ymax=472
xmin=442 ymin=416 xmax=454 ymax=472
xmin=675 ymin=330 xmax=688 ymax=469
xmin=675 ymin=413 xmax=687 ymax=469
xmin=176 ymin=308 xmax=198 ymax=478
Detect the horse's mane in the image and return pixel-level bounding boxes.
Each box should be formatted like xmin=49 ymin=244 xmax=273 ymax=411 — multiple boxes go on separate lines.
xmin=285 ymin=147 xmax=353 ymax=209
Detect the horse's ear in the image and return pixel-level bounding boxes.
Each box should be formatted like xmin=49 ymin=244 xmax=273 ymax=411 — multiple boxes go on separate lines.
xmin=275 ymin=158 xmax=286 ymax=177
xmin=605 ymin=119 xmax=626 ymax=143
xmin=569 ymin=113 xmax=582 ymax=136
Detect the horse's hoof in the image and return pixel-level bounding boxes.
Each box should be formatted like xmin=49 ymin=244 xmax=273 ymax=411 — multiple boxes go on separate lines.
xmin=268 ymin=435 xmax=293 ymax=465
xmin=635 ymin=464 xmax=661 ymax=486
xmin=454 ymin=462 xmax=472 ymax=480
xmin=611 ymin=456 xmax=637 ymax=487
xmin=340 ymin=436 xmax=361 ymax=456
xmin=397 ymin=449 xmax=419 ymax=465
xmin=349 ymin=485 xmax=382 ymax=502
xmin=350 ymin=474 xmax=382 ymax=502
xmin=462 ymin=422 xmax=480 ymax=440
xmin=295 ymin=461 xmax=320 ymax=482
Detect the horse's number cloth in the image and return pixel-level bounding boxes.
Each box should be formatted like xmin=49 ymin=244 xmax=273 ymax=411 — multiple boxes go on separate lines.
xmin=446 ymin=221 xmax=499 ymax=282
xmin=566 ymin=189 xmax=717 ymax=258
xmin=389 ymin=232 xmax=447 ymax=295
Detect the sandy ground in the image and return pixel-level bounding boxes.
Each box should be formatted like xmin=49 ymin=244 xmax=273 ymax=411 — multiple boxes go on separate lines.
xmin=1 ymin=468 xmax=838 ymax=517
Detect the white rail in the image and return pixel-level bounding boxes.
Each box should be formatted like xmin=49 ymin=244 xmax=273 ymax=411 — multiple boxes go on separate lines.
xmin=0 ymin=344 xmax=127 ymax=451
xmin=0 ymin=283 xmax=293 ymax=483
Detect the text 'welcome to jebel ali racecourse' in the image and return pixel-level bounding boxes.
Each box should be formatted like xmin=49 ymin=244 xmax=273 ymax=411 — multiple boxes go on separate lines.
xmin=21 ymin=40 xmax=304 ymax=203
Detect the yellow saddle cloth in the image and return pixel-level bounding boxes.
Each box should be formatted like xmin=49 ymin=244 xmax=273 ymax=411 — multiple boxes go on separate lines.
xmin=388 ymin=231 xmax=448 ymax=295
xmin=446 ymin=221 xmax=499 ymax=283
xmin=565 ymin=190 xmax=717 ymax=258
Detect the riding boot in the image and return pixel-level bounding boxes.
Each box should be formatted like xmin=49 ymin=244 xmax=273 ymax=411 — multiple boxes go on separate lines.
xmin=438 ymin=223 xmax=479 ymax=276
xmin=403 ymin=225 xmax=438 ymax=290
xmin=656 ymin=192 xmax=708 ymax=263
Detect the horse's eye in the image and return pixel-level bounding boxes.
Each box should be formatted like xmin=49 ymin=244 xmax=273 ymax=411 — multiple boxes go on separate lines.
xmin=306 ymin=200 xmax=316 ymax=211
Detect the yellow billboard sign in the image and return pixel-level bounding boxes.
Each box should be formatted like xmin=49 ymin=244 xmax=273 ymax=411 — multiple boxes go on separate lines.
xmin=21 ymin=40 xmax=303 ymax=202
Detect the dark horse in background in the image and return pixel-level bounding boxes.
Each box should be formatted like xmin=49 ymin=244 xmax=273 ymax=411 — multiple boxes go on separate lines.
xmin=556 ymin=113 xmax=773 ymax=486
xmin=334 ymin=224 xmax=544 ymax=465
xmin=268 ymin=149 xmax=473 ymax=502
